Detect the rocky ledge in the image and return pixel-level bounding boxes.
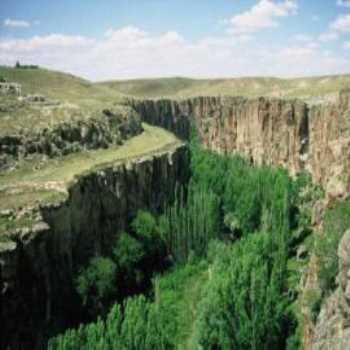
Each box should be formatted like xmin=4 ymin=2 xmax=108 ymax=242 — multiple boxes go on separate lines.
xmin=0 ymin=105 xmax=143 ymax=170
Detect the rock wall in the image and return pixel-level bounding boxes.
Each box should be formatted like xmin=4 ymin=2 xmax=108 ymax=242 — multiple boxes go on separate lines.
xmin=311 ymin=230 xmax=350 ymax=350
xmin=131 ymin=91 xmax=350 ymax=199
xmin=0 ymin=143 xmax=189 ymax=349
xmin=0 ymin=106 xmax=142 ymax=170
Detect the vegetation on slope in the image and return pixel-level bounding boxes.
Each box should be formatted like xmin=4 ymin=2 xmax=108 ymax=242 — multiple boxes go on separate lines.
xmin=0 ymin=66 xmax=123 ymax=107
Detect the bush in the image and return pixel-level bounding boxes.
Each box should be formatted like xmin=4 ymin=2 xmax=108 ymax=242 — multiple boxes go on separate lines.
xmin=132 ymin=210 xmax=158 ymax=240
xmin=76 ymin=257 xmax=117 ymax=316
xmin=113 ymin=232 xmax=144 ymax=271
xmin=14 ymin=61 xmax=39 ymax=69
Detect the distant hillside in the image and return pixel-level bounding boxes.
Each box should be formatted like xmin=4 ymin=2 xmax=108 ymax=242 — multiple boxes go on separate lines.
xmin=96 ymin=75 xmax=350 ymax=102
xmin=2 ymin=66 xmax=350 ymax=103
xmin=0 ymin=66 xmax=122 ymax=107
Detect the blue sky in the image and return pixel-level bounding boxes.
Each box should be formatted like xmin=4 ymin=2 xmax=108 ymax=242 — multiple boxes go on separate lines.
xmin=0 ymin=0 xmax=349 ymax=80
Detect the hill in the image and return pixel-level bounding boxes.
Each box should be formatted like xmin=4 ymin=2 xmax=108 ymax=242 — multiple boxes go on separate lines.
xmin=96 ymin=75 xmax=350 ymax=102
xmin=0 ymin=66 xmax=122 ymax=108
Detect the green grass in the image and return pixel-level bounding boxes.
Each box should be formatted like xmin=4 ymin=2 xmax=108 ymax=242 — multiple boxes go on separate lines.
xmin=97 ymin=75 xmax=350 ymax=101
xmin=0 ymin=214 xmax=36 ymax=235
xmin=0 ymin=66 xmax=123 ymax=107
xmin=3 ymin=65 xmax=349 ymax=104
xmin=0 ymin=95 xmax=99 ymax=135
xmin=0 ymin=124 xmax=182 ymax=212
xmin=0 ymin=66 xmax=129 ymax=136
xmin=0 ymin=188 xmax=66 ymax=211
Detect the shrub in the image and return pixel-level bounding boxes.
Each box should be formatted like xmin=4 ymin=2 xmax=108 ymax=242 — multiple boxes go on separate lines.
xmin=76 ymin=257 xmax=117 ymax=315
xmin=113 ymin=232 xmax=144 ymax=271
xmin=132 ymin=210 xmax=158 ymax=240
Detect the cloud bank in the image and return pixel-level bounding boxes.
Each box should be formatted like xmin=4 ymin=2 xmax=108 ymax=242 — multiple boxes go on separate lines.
xmin=0 ymin=1 xmax=349 ymax=80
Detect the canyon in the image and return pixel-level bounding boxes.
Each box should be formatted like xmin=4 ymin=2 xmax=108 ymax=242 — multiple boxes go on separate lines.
xmin=1 ymin=85 xmax=350 ymax=349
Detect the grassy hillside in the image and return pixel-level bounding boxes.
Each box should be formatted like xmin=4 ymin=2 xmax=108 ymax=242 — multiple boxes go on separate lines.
xmin=97 ymin=75 xmax=350 ymax=102
xmin=0 ymin=124 xmax=181 ymax=211
xmin=0 ymin=66 xmax=129 ymax=137
xmin=3 ymin=65 xmax=349 ymax=103
xmin=0 ymin=66 xmax=122 ymax=107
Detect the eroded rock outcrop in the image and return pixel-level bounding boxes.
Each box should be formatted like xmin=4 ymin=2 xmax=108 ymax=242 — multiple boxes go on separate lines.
xmin=131 ymin=91 xmax=350 ymax=199
xmin=0 ymin=143 xmax=189 ymax=349
xmin=311 ymin=230 xmax=350 ymax=350
xmin=0 ymin=105 xmax=142 ymax=170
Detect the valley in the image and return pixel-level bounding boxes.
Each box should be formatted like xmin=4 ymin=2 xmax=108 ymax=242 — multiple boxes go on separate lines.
xmin=0 ymin=67 xmax=350 ymax=350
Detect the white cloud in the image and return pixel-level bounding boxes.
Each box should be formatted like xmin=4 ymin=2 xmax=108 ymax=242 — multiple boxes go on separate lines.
xmin=227 ymin=0 xmax=297 ymax=34
xmin=0 ymin=34 xmax=94 ymax=52
xmin=330 ymin=13 xmax=350 ymax=33
xmin=293 ymin=34 xmax=313 ymax=42
xmin=0 ymin=26 xmax=349 ymax=81
xmin=337 ymin=0 xmax=350 ymax=7
xmin=319 ymin=31 xmax=339 ymax=42
xmin=319 ymin=13 xmax=350 ymax=42
xmin=3 ymin=18 xmax=31 ymax=28
xmin=343 ymin=41 xmax=350 ymax=49
xmin=292 ymin=34 xmax=319 ymax=49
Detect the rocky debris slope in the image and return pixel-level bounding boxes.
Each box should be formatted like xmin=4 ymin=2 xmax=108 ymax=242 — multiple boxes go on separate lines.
xmin=131 ymin=90 xmax=350 ymax=199
xmin=311 ymin=230 xmax=350 ymax=350
xmin=0 ymin=103 xmax=143 ymax=170
xmin=0 ymin=143 xmax=189 ymax=349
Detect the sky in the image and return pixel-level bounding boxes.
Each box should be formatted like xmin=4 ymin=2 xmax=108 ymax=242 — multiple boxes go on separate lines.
xmin=0 ymin=0 xmax=350 ymax=81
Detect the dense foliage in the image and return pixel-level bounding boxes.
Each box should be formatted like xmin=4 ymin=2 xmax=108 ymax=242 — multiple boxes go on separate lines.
xmin=76 ymin=212 xmax=167 ymax=317
xmin=315 ymin=200 xmax=350 ymax=294
xmin=159 ymin=184 xmax=220 ymax=263
xmin=195 ymin=232 xmax=292 ymax=349
xmin=50 ymin=141 xmax=312 ymax=349
xmin=49 ymin=261 xmax=208 ymax=350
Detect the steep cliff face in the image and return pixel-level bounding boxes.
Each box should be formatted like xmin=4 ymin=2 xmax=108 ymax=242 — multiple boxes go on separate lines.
xmin=0 ymin=144 xmax=189 ymax=349
xmin=311 ymin=230 xmax=350 ymax=350
xmin=131 ymin=91 xmax=350 ymax=199
xmin=307 ymin=91 xmax=350 ymax=199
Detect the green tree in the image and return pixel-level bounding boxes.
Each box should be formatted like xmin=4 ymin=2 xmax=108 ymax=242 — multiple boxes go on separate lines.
xmin=113 ymin=232 xmax=144 ymax=271
xmin=195 ymin=232 xmax=291 ymax=349
xmin=76 ymin=257 xmax=117 ymax=315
